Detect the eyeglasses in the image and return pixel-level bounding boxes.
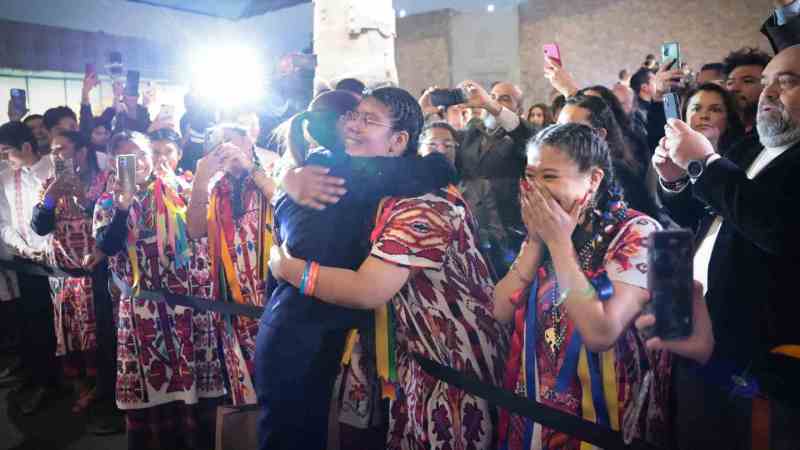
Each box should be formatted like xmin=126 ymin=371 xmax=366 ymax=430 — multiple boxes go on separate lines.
xmin=342 ymin=111 xmax=393 ymax=129
xmin=420 ymin=140 xmax=458 ymax=151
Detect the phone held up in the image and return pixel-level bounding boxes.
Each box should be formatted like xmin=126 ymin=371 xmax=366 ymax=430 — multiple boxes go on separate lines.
xmin=663 ymin=92 xmax=681 ymax=121
xmin=543 ymin=43 xmax=562 ymax=67
xmin=661 ymin=41 xmax=681 ymax=69
xmin=10 ymin=89 xmax=26 ymax=115
xmin=116 ymin=154 xmax=137 ymax=195
xmin=646 ymin=229 xmax=694 ymax=340
xmin=429 ymin=87 xmax=468 ymax=109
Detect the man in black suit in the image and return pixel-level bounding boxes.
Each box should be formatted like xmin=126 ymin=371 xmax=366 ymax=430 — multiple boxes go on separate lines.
xmin=763 ymin=0 xmax=800 ymax=54
xmin=654 ymin=44 xmax=800 ymax=450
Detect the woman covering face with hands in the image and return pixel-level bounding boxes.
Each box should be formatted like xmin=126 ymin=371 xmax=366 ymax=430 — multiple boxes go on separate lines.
xmin=494 ymin=124 xmax=713 ymax=450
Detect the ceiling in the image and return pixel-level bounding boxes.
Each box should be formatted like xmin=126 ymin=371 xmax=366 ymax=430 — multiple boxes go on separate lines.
xmin=127 ymin=0 xmax=308 ymax=20
xmin=127 ymin=0 xmax=526 ymax=20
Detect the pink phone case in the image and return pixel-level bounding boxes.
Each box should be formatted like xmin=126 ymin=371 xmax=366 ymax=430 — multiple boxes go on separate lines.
xmin=543 ymin=43 xmax=562 ymax=66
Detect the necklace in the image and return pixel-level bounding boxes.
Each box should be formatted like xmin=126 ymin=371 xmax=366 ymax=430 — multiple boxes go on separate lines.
xmin=543 ymin=260 xmax=566 ymax=360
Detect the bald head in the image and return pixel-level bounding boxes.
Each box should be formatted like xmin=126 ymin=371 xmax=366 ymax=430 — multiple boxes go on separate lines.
xmin=490 ymin=82 xmax=524 ymax=114
xmin=612 ymin=84 xmax=635 ymax=115
xmin=757 ymin=45 xmax=800 ymax=147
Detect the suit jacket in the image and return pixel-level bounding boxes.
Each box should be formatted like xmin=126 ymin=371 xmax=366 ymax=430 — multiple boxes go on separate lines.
xmin=663 ymin=138 xmax=800 ymax=402
xmin=762 ymin=10 xmax=800 ymax=54
xmin=456 ymin=118 xmax=534 ymax=234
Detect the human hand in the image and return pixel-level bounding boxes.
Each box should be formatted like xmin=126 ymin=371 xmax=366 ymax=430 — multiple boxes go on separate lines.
xmin=111 ymin=179 xmax=134 ymax=211
xmin=82 ymin=72 xmax=99 ymax=99
xmin=519 ymin=179 xmax=542 ymax=243
xmin=7 ymin=99 xmax=27 ymax=122
xmin=419 ymin=86 xmax=444 ymax=116
xmin=280 ymin=165 xmax=346 ymax=210
xmin=653 ymin=61 xmax=684 ymax=101
xmin=652 ymin=137 xmax=688 ymax=183
xmin=268 ymin=243 xmax=297 ymax=282
xmin=525 ymin=180 xmax=589 ymax=249
xmin=664 ymin=119 xmax=716 ymax=170
xmin=635 ymin=281 xmax=714 ymax=364
xmin=544 ymin=56 xmax=579 ymax=98
xmin=458 ymin=80 xmax=498 ymax=112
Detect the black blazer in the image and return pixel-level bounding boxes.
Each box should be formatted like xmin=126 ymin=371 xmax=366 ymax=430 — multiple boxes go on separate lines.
xmin=663 ymin=138 xmax=800 ymax=403
xmin=762 ymin=11 xmax=800 ymax=54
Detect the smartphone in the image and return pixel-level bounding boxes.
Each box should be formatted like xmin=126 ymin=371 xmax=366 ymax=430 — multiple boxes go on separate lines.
xmin=663 ymin=92 xmax=681 ymax=121
xmin=10 ymin=89 xmax=26 ymax=115
xmin=543 ymin=43 xmax=562 ymax=67
xmin=116 ymin=154 xmax=137 ymax=194
xmin=661 ymin=41 xmax=681 ymax=68
xmin=124 ymin=70 xmax=140 ymax=97
xmin=430 ymin=88 xmax=468 ymax=108
xmin=108 ymin=51 xmax=124 ymax=79
xmin=646 ymin=230 xmax=694 ymax=340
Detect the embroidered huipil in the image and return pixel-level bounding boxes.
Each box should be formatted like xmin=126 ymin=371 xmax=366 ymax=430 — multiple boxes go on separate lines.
xmin=500 ymin=213 xmax=672 ymax=450
xmin=370 ymin=187 xmax=509 ymax=450
xmin=31 ymin=171 xmax=110 ymax=357
xmin=93 ymin=174 xmax=225 ymax=409
xmin=207 ymin=170 xmax=272 ymax=406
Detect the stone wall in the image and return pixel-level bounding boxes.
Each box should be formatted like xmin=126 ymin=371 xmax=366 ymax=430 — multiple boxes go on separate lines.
xmin=396 ymin=0 xmax=775 ymax=107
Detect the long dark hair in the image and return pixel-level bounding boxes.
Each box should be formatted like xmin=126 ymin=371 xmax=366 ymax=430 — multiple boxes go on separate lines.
xmin=564 ymin=95 xmax=641 ymax=176
xmin=681 ymin=82 xmax=745 ymax=154
xmin=277 ymin=89 xmax=360 ymax=166
xmin=365 ymin=87 xmax=424 ymax=157
xmin=527 ymin=103 xmax=554 ymax=127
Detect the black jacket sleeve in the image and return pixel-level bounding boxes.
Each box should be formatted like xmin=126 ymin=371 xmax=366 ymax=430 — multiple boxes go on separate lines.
xmin=692 ymin=154 xmax=800 ymax=255
xmin=347 ymin=153 xmax=457 ymax=204
xmin=31 ymin=204 xmax=56 ymax=236
xmin=95 ymin=209 xmax=130 ymax=257
xmin=646 ymin=100 xmax=666 ymax=154
xmin=762 ymin=11 xmax=800 ymax=54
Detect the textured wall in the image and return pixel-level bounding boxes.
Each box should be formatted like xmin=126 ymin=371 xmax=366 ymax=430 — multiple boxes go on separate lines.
xmin=396 ymin=10 xmax=453 ymax=98
xmin=518 ymin=0 xmax=774 ymax=105
xmin=395 ymin=0 xmax=776 ymax=107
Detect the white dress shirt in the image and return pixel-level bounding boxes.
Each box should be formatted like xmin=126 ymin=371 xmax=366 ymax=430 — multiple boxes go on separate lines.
xmin=694 ymin=144 xmax=795 ymax=293
xmin=0 ymin=156 xmax=53 ymax=256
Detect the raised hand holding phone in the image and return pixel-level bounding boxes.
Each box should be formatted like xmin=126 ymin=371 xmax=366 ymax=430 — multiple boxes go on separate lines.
xmin=543 ymin=44 xmax=579 ymax=98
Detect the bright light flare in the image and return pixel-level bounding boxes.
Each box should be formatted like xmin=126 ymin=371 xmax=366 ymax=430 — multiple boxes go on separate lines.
xmin=190 ymin=45 xmax=265 ymax=109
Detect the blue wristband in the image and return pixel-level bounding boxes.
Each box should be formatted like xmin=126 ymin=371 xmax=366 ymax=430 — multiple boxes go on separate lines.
xmin=42 ymin=195 xmax=56 ymax=210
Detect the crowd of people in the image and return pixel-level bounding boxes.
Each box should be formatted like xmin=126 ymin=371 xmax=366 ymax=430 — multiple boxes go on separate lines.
xmin=0 ymin=2 xmax=799 ymax=450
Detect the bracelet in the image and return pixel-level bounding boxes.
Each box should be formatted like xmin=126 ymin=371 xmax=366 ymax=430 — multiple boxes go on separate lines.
xmin=659 ymin=176 xmax=690 ymax=193
xmin=306 ymin=261 xmax=320 ymax=297
xmin=300 ymin=261 xmax=320 ymax=296
xmin=299 ymin=262 xmax=310 ymax=294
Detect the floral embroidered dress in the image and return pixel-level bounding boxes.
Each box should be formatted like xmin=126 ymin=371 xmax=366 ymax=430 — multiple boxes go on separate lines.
xmin=208 ymin=171 xmax=272 ymax=406
xmin=499 ymin=212 xmax=672 ymax=450
xmin=34 ymin=171 xmax=109 ymax=370
xmin=93 ymin=174 xmax=225 ymax=410
xmin=369 ymin=186 xmax=509 ymax=450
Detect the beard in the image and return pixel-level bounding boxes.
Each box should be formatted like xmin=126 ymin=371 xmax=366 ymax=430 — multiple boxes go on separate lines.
xmin=757 ymin=100 xmax=800 ymax=148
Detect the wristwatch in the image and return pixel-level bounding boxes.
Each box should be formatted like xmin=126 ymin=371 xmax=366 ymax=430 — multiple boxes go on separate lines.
xmin=687 ymin=154 xmax=717 ymax=183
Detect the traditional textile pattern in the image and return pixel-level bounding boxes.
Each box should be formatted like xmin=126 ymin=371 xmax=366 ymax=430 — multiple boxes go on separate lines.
xmin=44 ymin=171 xmax=109 ymax=358
xmin=502 ymin=213 xmax=672 ymax=450
xmin=208 ymin=172 xmax=272 ymax=406
xmin=92 ymin=175 xmax=225 ymax=410
xmin=370 ymin=187 xmax=508 ymax=450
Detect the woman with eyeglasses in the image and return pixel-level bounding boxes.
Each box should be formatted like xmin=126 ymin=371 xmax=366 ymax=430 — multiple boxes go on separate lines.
xmin=267 ymin=87 xmax=507 ymax=450
xmin=419 ymin=121 xmax=509 ymax=277
xmin=252 ymin=88 xmax=456 ymax=450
